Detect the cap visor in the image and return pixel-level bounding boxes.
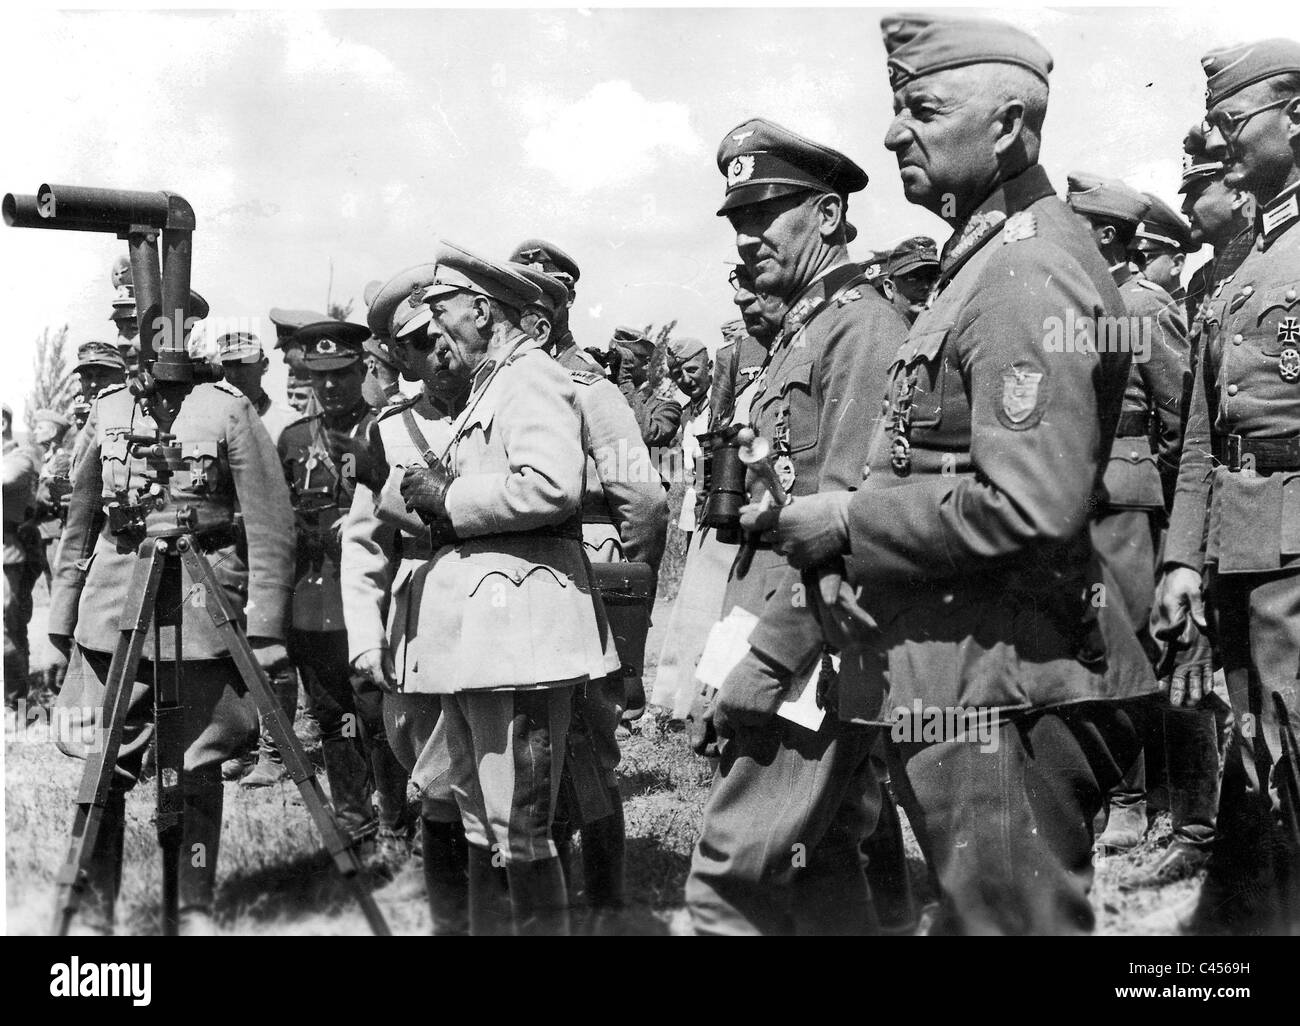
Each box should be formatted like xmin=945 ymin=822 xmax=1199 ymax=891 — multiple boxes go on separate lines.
xmin=716 ymin=182 xmax=813 ymax=216
xmin=302 ymin=354 xmax=362 ymax=372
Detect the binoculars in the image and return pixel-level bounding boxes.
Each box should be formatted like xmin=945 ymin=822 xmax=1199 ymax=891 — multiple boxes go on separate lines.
xmin=699 ymin=423 xmax=749 ymax=543
xmin=3 ymin=183 xmax=204 ymax=390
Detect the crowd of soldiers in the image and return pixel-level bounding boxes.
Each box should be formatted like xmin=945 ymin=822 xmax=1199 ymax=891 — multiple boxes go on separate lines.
xmin=4 ymin=12 xmax=1300 ymax=936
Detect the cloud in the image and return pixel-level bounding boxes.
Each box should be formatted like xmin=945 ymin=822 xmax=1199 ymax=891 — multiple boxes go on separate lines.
xmin=522 ymin=80 xmax=703 ymax=193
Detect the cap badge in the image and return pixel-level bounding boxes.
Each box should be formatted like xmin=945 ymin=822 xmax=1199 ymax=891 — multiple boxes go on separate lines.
xmin=317 ymin=338 xmax=337 ymax=354
xmin=409 ymin=283 xmax=425 ymax=307
xmin=731 ymin=130 xmax=755 ymax=144
xmin=728 ymin=155 xmax=755 ymax=185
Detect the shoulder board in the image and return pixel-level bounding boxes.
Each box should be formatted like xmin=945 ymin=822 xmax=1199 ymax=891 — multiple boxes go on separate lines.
xmin=375 ymin=393 xmax=420 ymax=422
xmin=1135 ymin=277 xmax=1162 ymax=292
xmin=1001 ymin=210 xmax=1038 ymax=243
xmin=96 ymin=383 xmax=128 ymax=400
xmin=283 ymin=413 xmax=319 ymax=435
xmin=213 ymin=380 xmax=245 ymax=399
xmin=832 ymin=285 xmax=866 ymax=308
xmin=569 ymin=368 xmax=604 ymax=386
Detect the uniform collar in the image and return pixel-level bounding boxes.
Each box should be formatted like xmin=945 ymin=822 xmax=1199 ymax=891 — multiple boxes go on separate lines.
xmin=939 ymin=164 xmax=1056 ymax=284
xmin=1111 ymin=261 xmax=1133 ymax=287
xmin=1258 ymin=179 xmax=1300 ymax=246
xmin=782 ymin=260 xmax=859 ymax=338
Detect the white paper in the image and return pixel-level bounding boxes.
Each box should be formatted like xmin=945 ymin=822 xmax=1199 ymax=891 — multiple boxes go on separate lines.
xmin=694 ymin=607 xmax=760 ymax=691
xmin=777 ymin=653 xmax=836 ymax=732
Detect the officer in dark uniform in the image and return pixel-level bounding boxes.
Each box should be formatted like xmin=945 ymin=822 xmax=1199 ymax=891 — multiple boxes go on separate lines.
xmin=685 ymin=117 xmax=909 ymax=935
xmin=748 ymin=14 xmax=1158 ymax=933
xmin=31 ymin=409 xmax=73 ymax=587
xmin=509 ymin=238 xmax=605 ymax=374
xmin=1133 ymin=192 xmax=1196 ymax=307
xmin=513 ymin=260 xmax=669 ymax=931
xmin=270 ymin=307 xmax=329 ymax=417
xmin=3 ymin=404 xmax=40 ymax=709
xmin=1158 ymin=38 xmax=1300 ymax=935
xmin=49 ymin=356 xmax=295 ymax=934
xmin=885 ymin=235 xmax=941 ymax=324
xmin=1066 ymin=174 xmax=1192 ymax=854
xmin=612 ymin=327 xmax=682 ymax=449
xmin=278 ymin=321 xmax=409 ymax=862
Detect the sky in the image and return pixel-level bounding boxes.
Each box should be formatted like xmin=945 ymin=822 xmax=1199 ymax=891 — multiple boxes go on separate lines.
xmin=2 ymin=3 xmax=1294 ymax=422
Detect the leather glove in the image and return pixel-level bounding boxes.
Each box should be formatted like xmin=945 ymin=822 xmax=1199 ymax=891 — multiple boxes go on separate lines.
xmin=352 ymin=646 xmax=397 ymax=694
xmin=249 ymin=637 xmax=291 ymax=678
xmin=715 ymin=648 xmax=791 ymax=735
xmin=1157 ymin=620 xmax=1215 ymax=709
xmin=685 ymin=681 xmax=721 ymax=758
xmin=401 ymin=463 xmax=452 ymax=523
xmin=739 ymin=491 xmax=852 ymax=570
xmin=329 ymin=429 xmax=389 ymax=493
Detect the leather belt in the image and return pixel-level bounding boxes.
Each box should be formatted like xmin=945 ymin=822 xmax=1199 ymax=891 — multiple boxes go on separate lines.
xmin=1215 ymin=434 xmax=1300 ymax=473
xmin=1115 ymin=410 xmax=1151 ymax=437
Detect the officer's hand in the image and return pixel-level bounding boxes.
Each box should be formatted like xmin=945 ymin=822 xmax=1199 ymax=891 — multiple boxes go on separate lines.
xmin=249 ymin=637 xmax=290 ymax=678
xmin=352 ymin=647 xmax=397 ymax=694
xmin=685 ymin=682 xmax=720 ymax=758
xmin=329 ymin=430 xmax=388 ymax=492
xmin=1153 ymin=566 xmax=1207 ymax=638
xmin=1159 ymin=621 xmax=1215 ymax=709
xmin=739 ymin=491 xmax=852 ymax=570
xmin=401 ymin=464 xmax=451 ymax=521
xmin=715 ymin=649 xmax=789 ymax=735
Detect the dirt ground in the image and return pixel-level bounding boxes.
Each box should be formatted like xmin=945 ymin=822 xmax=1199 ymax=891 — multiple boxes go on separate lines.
xmin=5 ymin=590 xmax=1201 ymax=935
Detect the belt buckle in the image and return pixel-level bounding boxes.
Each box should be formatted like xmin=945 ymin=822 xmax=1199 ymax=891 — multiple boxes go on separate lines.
xmin=1225 ymin=434 xmax=1242 ymax=472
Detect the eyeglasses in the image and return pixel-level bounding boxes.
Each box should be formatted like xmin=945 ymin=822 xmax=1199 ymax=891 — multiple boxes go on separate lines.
xmin=1203 ymin=97 xmax=1290 ymax=141
xmin=728 ymin=267 xmax=754 ymax=294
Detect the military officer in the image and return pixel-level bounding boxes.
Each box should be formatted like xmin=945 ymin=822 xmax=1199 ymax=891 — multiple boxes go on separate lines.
xmin=1157 ymin=39 xmax=1300 ymax=935
xmin=886 ymin=235 xmax=941 ymax=324
xmin=270 ymin=307 xmax=329 ymax=417
xmin=508 ymin=238 xmax=604 ymax=373
xmin=399 ymin=243 xmax=621 ymax=936
xmin=31 ymin=409 xmax=74 ymax=584
xmin=277 ymin=320 xmax=409 ymax=861
xmin=858 ymin=250 xmax=893 ymax=299
xmin=747 ymin=14 xmax=1158 ymax=933
xmin=1066 ymin=174 xmax=1192 ymax=855
xmin=48 ymin=355 xmax=295 ymax=935
xmin=665 ymin=335 xmax=713 ymax=539
xmin=1133 ymin=192 xmax=1196 ymax=307
xmin=211 ymin=330 xmax=300 ymax=785
xmin=3 ymin=404 xmax=40 ymax=709
xmin=612 ymin=326 xmax=683 ymax=449
xmin=712 ymin=313 xmax=768 ymax=431
xmin=362 ymin=336 xmax=404 ymax=410
xmin=685 ymin=117 xmax=909 ymax=935
xmin=513 ymin=259 xmax=669 ymax=931
xmin=343 ymin=262 xmax=465 ymax=933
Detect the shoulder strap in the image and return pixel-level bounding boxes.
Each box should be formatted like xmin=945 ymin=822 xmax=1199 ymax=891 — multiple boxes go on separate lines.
xmin=400 ymin=406 xmax=437 ymax=466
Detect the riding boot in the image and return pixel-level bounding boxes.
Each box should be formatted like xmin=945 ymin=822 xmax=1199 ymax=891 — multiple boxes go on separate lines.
xmin=321 ymin=736 xmax=376 ymax=842
xmin=863 ymin=788 xmax=917 ymax=934
xmin=72 ymin=792 xmax=126 ymax=936
xmin=422 ymin=817 xmax=469 ymax=936
xmin=506 ymin=857 xmax=571 ymax=936
xmin=241 ymin=670 xmax=298 ymax=788
xmin=467 ymin=844 xmax=512 ymax=937
xmin=371 ymin=737 xmax=410 ymax=835
xmin=580 ymin=790 xmax=626 ymax=934
xmin=178 ymin=783 xmax=222 ymax=936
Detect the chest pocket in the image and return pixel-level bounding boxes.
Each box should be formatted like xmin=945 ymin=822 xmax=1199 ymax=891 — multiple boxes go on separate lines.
xmin=1255 ymin=285 xmax=1300 ymax=356
xmin=898 ymin=324 xmax=953 ymax=429
xmin=451 ymin=405 xmax=494 ymax=474
xmin=778 ymin=358 xmax=818 ymax=454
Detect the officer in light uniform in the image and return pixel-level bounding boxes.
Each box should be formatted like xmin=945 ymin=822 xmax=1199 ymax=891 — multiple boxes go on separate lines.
xmin=362 ymin=336 xmax=404 ymax=410
xmin=512 ymin=259 xmax=669 ymax=930
xmin=749 ymin=14 xmax=1158 ymax=933
xmin=278 ymin=322 xmax=409 ymax=860
xmin=1158 ymin=38 xmax=1300 ymax=935
xmin=343 ymin=262 xmax=466 ymax=933
xmin=664 ymin=335 xmax=712 ymax=539
xmin=49 ymin=354 xmax=294 ymax=935
xmin=508 ymin=239 xmax=603 ymax=373
xmin=400 ymin=243 xmax=621 ymax=936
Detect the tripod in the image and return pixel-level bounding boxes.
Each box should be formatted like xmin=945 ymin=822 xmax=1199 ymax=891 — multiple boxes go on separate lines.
xmin=52 ymin=529 xmax=391 ymax=936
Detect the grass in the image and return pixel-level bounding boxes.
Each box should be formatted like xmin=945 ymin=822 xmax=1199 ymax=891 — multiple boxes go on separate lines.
xmin=5 ymin=588 xmax=1203 ymax=936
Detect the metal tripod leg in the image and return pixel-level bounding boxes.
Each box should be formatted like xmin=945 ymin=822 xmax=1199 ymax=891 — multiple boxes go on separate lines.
xmin=154 ymin=552 xmax=186 ymax=937
xmin=175 ymin=538 xmax=392 ymax=936
xmin=52 ymin=540 xmax=167 ymax=936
